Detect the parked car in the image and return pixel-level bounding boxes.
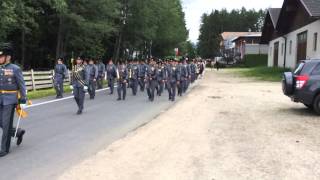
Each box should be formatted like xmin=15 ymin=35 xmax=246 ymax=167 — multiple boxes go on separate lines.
xmin=282 ymin=60 xmax=320 ymax=114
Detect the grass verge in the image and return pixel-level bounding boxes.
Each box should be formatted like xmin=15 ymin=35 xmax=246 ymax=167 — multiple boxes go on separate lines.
xmin=229 ymin=66 xmax=291 ymax=82
xmin=27 ymin=86 xmax=72 ymax=100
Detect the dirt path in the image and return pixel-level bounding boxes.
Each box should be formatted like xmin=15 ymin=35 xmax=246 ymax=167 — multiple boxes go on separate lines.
xmin=59 ymin=70 xmax=320 ymax=180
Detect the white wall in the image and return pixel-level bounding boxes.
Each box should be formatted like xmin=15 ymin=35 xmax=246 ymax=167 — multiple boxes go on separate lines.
xmin=268 ymin=20 xmax=320 ymax=69
xmin=245 ymin=44 xmax=269 ymax=55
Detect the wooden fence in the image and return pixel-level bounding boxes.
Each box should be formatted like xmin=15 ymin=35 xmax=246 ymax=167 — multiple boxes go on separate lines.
xmin=23 ymin=70 xmax=71 ymax=91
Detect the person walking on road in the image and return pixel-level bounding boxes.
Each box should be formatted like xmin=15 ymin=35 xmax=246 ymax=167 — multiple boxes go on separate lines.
xmin=0 ymin=43 xmax=27 ymax=157
xmin=166 ymin=59 xmax=180 ymax=101
xmin=116 ymin=62 xmax=128 ymax=101
xmin=96 ymin=60 xmax=105 ymax=90
xmin=71 ymin=57 xmax=89 ymax=115
xmin=146 ymin=60 xmax=158 ymax=102
xmin=87 ymin=59 xmax=98 ymax=99
xmin=53 ymin=58 xmax=68 ymax=99
xmin=106 ymin=59 xmax=117 ymax=95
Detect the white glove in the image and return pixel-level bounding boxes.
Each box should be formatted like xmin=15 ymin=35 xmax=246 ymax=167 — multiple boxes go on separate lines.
xmin=20 ymin=104 xmax=27 ymax=109
xmin=84 ymin=86 xmax=88 ymax=90
xmin=70 ymin=85 xmax=74 ymax=90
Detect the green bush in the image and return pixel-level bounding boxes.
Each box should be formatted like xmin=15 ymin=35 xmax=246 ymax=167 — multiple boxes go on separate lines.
xmin=243 ymin=54 xmax=268 ymax=67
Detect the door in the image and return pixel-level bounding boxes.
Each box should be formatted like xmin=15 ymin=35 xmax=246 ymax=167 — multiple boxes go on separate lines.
xmin=273 ymin=42 xmax=279 ymax=67
xmin=297 ymin=31 xmax=307 ymax=63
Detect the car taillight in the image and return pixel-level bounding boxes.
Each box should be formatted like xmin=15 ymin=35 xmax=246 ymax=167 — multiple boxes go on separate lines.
xmin=296 ymin=75 xmax=309 ymax=89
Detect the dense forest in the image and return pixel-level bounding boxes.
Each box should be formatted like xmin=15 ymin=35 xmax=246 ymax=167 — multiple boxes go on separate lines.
xmin=0 ymin=0 xmax=189 ymax=70
xmin=198 ymin=8 xmax=265 ymax=59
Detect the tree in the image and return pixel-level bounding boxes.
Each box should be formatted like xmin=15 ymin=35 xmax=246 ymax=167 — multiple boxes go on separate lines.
xmin=198 ymin=8 xmax=266 ymax=58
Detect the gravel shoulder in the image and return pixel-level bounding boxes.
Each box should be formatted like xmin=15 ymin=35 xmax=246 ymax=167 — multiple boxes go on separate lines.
xmin=59 ymin=69 xmax=320 ymax=180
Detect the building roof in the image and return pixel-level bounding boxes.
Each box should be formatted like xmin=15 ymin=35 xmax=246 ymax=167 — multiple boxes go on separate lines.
xmin=301 ymin=0 xmax=320 ymax=17
xmin=220 ymin=32 xmax=261 ymax=40
xmin=268 ymin=8 xmax=281 ymax=27
xmin=231 ymin=33 xmax=262 ymax=42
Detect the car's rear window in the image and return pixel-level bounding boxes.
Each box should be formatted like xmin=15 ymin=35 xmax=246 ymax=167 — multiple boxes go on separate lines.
xmin=296 ymin=61 xmax=319 ymax=75
xmin=294 ymin=63 xmax=305 ymax=75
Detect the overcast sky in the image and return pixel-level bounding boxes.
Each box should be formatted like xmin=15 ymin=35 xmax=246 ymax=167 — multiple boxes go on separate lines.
xmin=182 ymin=0 xmax=284 ymax=43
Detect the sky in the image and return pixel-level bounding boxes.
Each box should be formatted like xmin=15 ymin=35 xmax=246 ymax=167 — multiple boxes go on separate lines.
xmin=182 ymin=0 xmax=284 ymax=43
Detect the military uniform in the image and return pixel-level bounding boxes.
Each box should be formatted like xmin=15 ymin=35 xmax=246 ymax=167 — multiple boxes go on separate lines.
xmin=156 ymin=64 xmax=165 ymax=96
xmin=190 ymin=62 xmax=197 ymax=83
xmin=129 ymin=64 xmax=139 ymax=96
xmin=0 ymin=44 xmax=27 ymax=157
xmin=166 ymin=64 xmax=180 ymax=101
xmin=96 ymin=61 xmax=105 ymax=89
xmin=146 ymin=64 xmax=158 ymax=102
xmin=106 ymin=63 xmax=117 ymax=94
xmin=87 ymin=63 xmax=98 ymax=99
xmin=54 ymin=62 xmax=68 ymax=98
xmin=177 ymin=62 xmax=186 ymax=96
xmin=71 ymin=64 xmax=89 ymax=114
xmin=117 ymin=64 xmax=128 ymax=100
xmin=138 ymin=62 xmax=147 ymax=92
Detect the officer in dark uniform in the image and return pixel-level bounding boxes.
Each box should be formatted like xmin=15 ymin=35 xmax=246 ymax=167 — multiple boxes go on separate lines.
xmin=156 ymin=62 xmax=165 ymax=96
xmin=129 ymin=60 xmax=139 ymax=96
xmin=186 ymin=60 xmax=192 ymax=90
xmin=0 ymin=43 xmax=27 ymax=157
xmin=106 ymin=59 xmax=117 ymax=95
xmin=87 ymin=59 xmax=98 ymax=99
xmin=71 ymin=57 xmax=89 ymax=115
xmin=146 ymin=60 xmax=158 ymax=102
xmin=54 ymin=58 xmax=68 ymax=98
xmin=116 ymin=62 xmax=128 ymax=101
xmin=166 ymin=59 xmax=180 ymax=101
xmin=190 ymin=60 xmax=197 ymax=83
xmin=96 ymin=60 xmax=105 ymax=89
xmin=138 ymin=60 xmax=147 ymax=92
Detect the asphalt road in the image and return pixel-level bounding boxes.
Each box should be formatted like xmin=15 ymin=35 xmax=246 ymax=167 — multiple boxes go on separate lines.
xmin=0 ymin=86 xmax=182 ymax=180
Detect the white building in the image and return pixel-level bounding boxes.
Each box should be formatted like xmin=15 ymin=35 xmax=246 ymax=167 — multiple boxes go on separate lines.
xmin=261 ymin=0 xmax=320 ymax=69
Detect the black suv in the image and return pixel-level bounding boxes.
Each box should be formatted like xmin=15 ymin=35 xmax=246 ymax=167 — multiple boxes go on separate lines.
xmin=282 ymin=60 xmax=320 ymax=114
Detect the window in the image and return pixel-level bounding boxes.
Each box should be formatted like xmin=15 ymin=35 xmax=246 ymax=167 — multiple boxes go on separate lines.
xmin=314 ymin=33 xmax=318 ymax=51
xmin=311 ymin=64 xmax=320 ymax=75
xmin=289 ymin=40 xmax=292 ymax=55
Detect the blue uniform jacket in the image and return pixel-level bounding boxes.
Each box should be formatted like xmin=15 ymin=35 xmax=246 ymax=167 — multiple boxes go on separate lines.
xmin=0 ymin=63 xmax=27 ymax=105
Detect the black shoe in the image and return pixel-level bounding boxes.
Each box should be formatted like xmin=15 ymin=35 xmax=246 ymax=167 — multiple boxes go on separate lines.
xmin=16 ymin=129 xmax=25 ymax=146
xmin=0 ymin=151 xmax=8 ymax=157
xmin=77 ymin=110 xmax=82 ymax=115
xmin=90 ymin=97 xmax=94 ymax=100
xmin=117 ymin=98 xmax=121 ymax=101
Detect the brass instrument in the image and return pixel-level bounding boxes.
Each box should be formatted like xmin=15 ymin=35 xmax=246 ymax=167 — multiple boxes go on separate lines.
xmin=116 ymin=68 xmax=120 ymax=80
xmin=129 ymin=68 xmax=132 ymax=79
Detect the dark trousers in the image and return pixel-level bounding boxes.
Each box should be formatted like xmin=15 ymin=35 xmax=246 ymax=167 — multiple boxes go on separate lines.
xmin=73 ymin=87 xmax=85 ymax=111
xmin=97 ymin=76 xmax=104 ymax=89
xmin=0 ymin=104 xmax=15 ymax=152
xmin=167 ymin=81 xmax=177 ymax=101
xmin=138 ymin=77 xmax=145 ymax=91
xmin=191 ymin=74 xmax=196 ymax=83
xmin=130 ymin=78 xmax=138 ymax=95
xmin=88 ymin=80 xmax=96 ymax=98
xmin=117 ymin=81 xmax=127 ymax=100
xmin=54 ymin=79 xmax=64 ymax=97
xmin=182 ymin=78 xmax=188 ymax=93
xmin=108 ymin=78 xmax=115 ymax=94
xmin=147 ymin=80 xmax=157 ymax=101
xmin=177 ymin=80 xmax=183 ymax=96
xmin=156 ymin=80 xmax=164 ymax=96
